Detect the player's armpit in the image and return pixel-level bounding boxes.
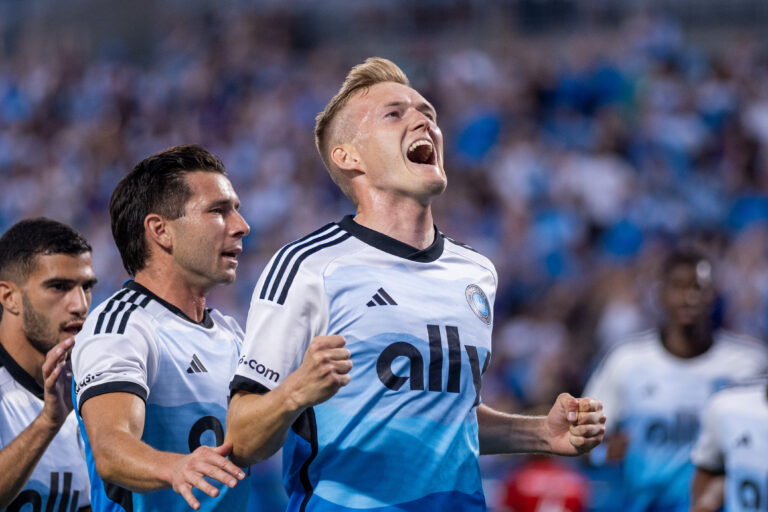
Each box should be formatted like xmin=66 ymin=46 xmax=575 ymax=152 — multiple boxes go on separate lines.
xmin=690 ymin=468 xmax=725 ymax=512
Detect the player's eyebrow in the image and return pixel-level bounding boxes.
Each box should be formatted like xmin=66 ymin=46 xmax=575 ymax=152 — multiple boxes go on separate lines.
xmin=208 ymin=197 xmax=241 ymax=210
xmin=384 ymin=100 xmax=437 ymax=119
xmin=42 ymin=277 xmax=98 ymax=288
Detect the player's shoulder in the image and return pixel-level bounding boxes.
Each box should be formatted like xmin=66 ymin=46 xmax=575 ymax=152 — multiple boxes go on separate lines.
xmin=715 ymin=330 xmax=767 ymax=353
xmin=592 ymin=329 xmax=659 ymax=371
xmin=708 ymin=376 xmax=768 ymax=409
xmin=441 ymin=233 xmax=497 ymax=277
xmin=81 ymin=282 xmax=157 ymax=338
xmin=257 ymin=220 xmax=358 ymax=304
xmin=604 ymin=329 xmax=659 ymax=358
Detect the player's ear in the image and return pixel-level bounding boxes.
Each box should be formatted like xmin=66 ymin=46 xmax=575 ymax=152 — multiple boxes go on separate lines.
xmin=0 ymin=280 xmax=22 ymax=316
xmin=144 ymin=214 xmax=173 ymax=252
xmin=331 ymin=144 xmax=364 ymax=174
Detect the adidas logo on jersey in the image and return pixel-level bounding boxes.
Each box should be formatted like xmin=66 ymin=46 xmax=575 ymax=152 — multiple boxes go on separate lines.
xmin=736 ymin=433 xmax=751 ymax=448
xmin=186 ymin=354 xmax=208 ymax=374
xmin=366 ymin=288 xmax=397 ymax=307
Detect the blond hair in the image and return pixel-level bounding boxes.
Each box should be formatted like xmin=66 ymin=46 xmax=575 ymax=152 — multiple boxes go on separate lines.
xmin=314 ymin=57 xmax=409 ymax=200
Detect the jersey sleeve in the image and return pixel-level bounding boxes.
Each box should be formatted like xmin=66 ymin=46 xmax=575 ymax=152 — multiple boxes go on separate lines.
xmin=691 ymin=396 xmax=725 ymax=473
xmin=582 ymin=350 xmax=625 ymax=436
xmin=230 ymin=254 xmax=328 ymax=395
xmin=72 ymin=309 xmax=159 ymax=412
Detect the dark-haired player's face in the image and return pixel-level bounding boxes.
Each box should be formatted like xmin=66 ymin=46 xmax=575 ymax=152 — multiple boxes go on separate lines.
xmin=661 ymin=261 xmax=715 ymax=327
xmin=345 ymin=81 xmax=446 ymax=203
xmin=169 ymin=171 xmax=250 ymax=289
xmin=20 ymin=253 xmax=96 ymax=354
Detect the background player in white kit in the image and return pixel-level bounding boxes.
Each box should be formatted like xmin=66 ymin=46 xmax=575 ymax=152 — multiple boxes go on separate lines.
xmin=227 ymin=57 xmax=607 ymax=511
xmin=72 ymin=145 xmax=249 ymax=511
xmin=0 ymin=218 xmax=96 ymax=511
xmin=690 ymin=376 xmax=768 ymax=512
xmin=583 ymin=247 xmax=768 ymax=512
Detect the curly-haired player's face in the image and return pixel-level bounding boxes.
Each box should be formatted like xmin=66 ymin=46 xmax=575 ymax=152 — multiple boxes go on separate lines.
xmin=167 ymin=171 xmax=250 ymax=290
xmin=344 ymin=81 xmax=446 ymax=204
xmin=20 ymin=252 xmax=96 ymax=354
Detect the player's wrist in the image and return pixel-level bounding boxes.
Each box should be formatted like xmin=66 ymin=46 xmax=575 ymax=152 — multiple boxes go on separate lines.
xmin=35 ymin=409 xmax=64 ymax=434
xmin=280 ymin=373 xmax=311 ymax=412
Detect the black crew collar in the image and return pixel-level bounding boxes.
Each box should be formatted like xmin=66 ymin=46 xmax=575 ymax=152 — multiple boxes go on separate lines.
xmin=0 ymin=341 xmax=44 ymax=399
xmin=124 ymin=280 xmax=214 ymax=329
xmin=337 ymin=215 xmax=444 ymax=263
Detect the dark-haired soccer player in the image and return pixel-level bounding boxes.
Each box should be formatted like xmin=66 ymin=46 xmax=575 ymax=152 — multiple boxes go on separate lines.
xmin=72 ymin=145 xmax=249 ymax=511
xmin=584 ymin=248 xmax=768 ymax=512
xmin=227 ymin=57 xmax=606 ymax=510
xmin=0 ymin=218 xmax=96 ymax=511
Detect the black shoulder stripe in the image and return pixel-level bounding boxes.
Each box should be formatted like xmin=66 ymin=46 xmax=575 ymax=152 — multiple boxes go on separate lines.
xmin=95 ymin=289 xmax=149 ymax=335
xmin=117 ymin=304 xmax=140 ymax=335
xmin=442 ymin=234 xmax=478 ymax=253
xmin=277 ymin=232 xmax=351 ymax=305
xmin=104 ymin=301 xmax=128 ymax=334
xmin=259 ymin=223 xmax=336 ymax=300
xmin=93 ymin=289 xmax=131 ymax=335
xmin=268 ymin=227 xmax=343 ymax=302
xmin=266 ymin=227 xmax=342 ymax=302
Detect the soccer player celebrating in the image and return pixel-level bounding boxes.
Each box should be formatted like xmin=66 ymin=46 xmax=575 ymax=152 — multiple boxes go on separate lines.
xmin=227 ymin=57 xmax=606 ymax=510
xmin=72 ymin=145 xmax=250 ymax=511
xmin=584 ymin=248 xmax=768 ymax=512
xmin=0 ymin=218 xmax=96 ymax=511
xmin=690 ymin=375 xmax=768 ymax=512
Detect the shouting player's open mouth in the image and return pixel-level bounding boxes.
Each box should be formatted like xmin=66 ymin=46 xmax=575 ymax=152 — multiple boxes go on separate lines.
xmin=406 ymin=139 xmax=436 ymax=166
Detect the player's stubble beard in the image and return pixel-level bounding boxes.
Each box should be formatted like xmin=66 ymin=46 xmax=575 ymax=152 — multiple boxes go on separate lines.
xmin=21 ymin=292 xmax=59 ymax=355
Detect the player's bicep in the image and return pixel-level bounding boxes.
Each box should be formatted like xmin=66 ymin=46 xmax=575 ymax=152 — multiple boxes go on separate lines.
xmin=81 ymin=392 xmax=146 ymax=440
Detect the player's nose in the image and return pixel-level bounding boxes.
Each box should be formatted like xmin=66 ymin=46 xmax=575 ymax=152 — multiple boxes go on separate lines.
xmin=231 ymin=210 xmax=250 ymax=238
xmin=69 ymin=287 xmax=89 ymax=316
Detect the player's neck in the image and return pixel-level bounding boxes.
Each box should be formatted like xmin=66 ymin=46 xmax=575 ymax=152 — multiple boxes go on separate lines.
xmin=134 ymin=268 xmax=208 ymax=323
xmin=354 ymin=202 xmax=435 ymax=250
xmin=0 ymin=324 xmax=45 ymax=385
xmin=661 ymin=323 xmax=713 ymax=359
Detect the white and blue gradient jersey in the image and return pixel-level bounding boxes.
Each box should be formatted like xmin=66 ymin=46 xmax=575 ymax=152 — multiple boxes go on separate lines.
xmin=584 ymin=330 xmax=768 ymax=512
xmin=0 ymin=343 xmax=90 ymax=511
xmin=71 ymin=281 xmax=248 ymax=512
xmin=231 ymin=216 xmax=497 ymax=511
xmin=692 ymin=377 xmax=768 ymax=512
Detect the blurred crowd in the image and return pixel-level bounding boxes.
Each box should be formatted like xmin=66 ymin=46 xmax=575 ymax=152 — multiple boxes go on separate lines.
xmin=2 ymin=2 xmax=768 ymax=508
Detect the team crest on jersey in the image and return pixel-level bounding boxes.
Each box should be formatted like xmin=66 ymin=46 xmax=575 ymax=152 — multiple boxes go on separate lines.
xmin=465 ymin=284 xmax=491 ymax=325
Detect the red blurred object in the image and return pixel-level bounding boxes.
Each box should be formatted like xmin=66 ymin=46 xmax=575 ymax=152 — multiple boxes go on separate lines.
xmin=500 ymin=457 xmax=589 ymax=512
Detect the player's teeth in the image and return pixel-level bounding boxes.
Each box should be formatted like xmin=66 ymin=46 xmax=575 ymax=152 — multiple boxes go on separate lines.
xmin=408 ymin=140 xmax=432 ymax=153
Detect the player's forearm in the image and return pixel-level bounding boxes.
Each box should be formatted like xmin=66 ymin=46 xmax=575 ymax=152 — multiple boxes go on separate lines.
xmin=0 ymin=414 xmax=61 ymax=507
xmin=477 ymin=405 xmax=551 ymax=455
xmin=226 ymin=384 xmax=305 ymax=466
xmin=89 ymin=428 xmax=183 ymax=493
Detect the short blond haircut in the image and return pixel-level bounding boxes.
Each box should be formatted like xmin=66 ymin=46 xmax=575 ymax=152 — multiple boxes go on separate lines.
xmin=314 ymin=57 xmax=409 ymax=200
